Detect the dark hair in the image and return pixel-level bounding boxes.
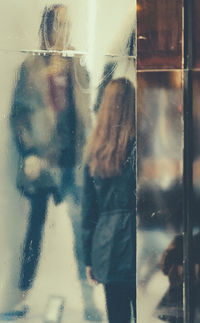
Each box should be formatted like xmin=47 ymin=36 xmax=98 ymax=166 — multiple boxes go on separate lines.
xmin=86 ymin=78 xmax=135 ymax=178
xmin=39 ymin=4 xmax=64 ymax=50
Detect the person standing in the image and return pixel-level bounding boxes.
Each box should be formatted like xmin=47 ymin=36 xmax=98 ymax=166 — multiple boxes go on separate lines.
xmin=82 ymin=78 xmax=136 ymax=323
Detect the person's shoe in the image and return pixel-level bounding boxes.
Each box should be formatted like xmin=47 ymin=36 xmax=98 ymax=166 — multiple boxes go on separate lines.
xmin=0 ymin=304 xmax=29 ymax=321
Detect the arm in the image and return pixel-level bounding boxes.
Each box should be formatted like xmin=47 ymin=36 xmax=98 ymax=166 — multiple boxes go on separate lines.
xmin=10 ymin=63 xmax=36 ymax=158
xmin=10 ymin=63 xmax=44 ymax=180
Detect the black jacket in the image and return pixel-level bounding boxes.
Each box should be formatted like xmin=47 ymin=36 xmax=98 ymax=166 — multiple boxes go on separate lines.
xmin=10 ymin=55 xmax=76 ymax=201
xmin=81 ymin=141 xmax=136 ymax=284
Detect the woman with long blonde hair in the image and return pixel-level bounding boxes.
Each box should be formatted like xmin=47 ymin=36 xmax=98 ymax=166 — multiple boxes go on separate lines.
xmin=82 ymin=78 xmax=136 ymax=323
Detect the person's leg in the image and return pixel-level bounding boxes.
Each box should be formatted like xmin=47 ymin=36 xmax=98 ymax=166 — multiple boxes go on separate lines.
xmin=67 ymin=195 xmax=102 ymax=321
xmin=0 ymin=191 xmax=49 ymax=319
xmin=19 ymin=191 xmax=48 ymax=291
xmin=104 ymin=283 xmax=133 ymax=323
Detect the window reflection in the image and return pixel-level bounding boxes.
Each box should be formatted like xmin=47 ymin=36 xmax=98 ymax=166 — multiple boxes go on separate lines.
xmin=10 ymin=5 xmax=76 ymax=293
xmin=7 ymin=4 xmax=101 ymax=322
xmin=137 ymin=0 xmax=183 ymax=69
xmin=0 ymin=1 xmax=138 ymax=321
xmin=2 ymin=0 xmax=199 ymax=322
xmin=156 ymin=234 xmax=183 ymax=322
xmin=156 ymin=232 xmax=200 ymax=323
xmin=193 ymin=72 xmax=200 ymax=230
xmin=137 ymin=71 xmax=184 ymax=322
xmin=192 ymin=73 xmax=200 ymax=323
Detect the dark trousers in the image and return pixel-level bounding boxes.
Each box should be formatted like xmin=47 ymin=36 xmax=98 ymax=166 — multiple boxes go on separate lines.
xmin=19 ymin=191 xmax=48 ymax=291
xmin=104 ymin=283 xmax=136 ymax=323
xmin=18 ymin=189 xmax=101 ymax=320
xmin=19 ymin=190 xmax=99 ymax=314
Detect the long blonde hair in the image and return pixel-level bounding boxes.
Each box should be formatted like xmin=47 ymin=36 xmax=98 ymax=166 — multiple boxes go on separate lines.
xmin=86 ymin=78 xmax=135 ymax=178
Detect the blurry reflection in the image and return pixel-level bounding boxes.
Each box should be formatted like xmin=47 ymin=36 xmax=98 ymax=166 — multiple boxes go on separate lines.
xmin=8 ymin=4 xmax=101 ymax=321
xmin=10 ymin=2 xmax=76 ymax=294
xmin=82 ymin=78 xmax=136 ymax=323
xmin=192 ymin=73 xmax=200 ymax=322
xmin=156 ymin=233 xmax=200 ymax=323
xmin=137 ymin=0 xmax=182 ymax=69
xmin=156 ymin=234 xmax=183 ymax=323
xmin=193 ymin=73 xmax=200 ymax=230
xmin=137 ymin=71 xmax=183 ymax=321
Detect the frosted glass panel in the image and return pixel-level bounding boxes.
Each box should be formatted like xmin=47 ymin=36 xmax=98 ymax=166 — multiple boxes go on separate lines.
xmin=137 ymin=71 xmax=184 ymax=323
xmin=0 ymin=0 xmax=136 ymax=321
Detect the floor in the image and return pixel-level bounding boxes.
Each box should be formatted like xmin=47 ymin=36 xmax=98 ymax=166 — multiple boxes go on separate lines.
xmin=0 ymin=198 xmax=107 ymax=323
xmin=0 ymin=196 xmax=173 ymax=323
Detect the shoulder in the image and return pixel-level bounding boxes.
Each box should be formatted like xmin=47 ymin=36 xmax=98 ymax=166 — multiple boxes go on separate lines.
xmin=23 ymin=56 xmax=53 ymax=79
xmin=16 ymin=56 xmax=43 ymax=81
xmin=23 ymin=55 xmax=41 ymax=69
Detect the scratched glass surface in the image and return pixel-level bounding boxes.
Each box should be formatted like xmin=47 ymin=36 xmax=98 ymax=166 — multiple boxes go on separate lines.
xmin=0 ymin=1 xmax=136 ymax=322
xmin=137 ymin=71 xmax=184 ymax=323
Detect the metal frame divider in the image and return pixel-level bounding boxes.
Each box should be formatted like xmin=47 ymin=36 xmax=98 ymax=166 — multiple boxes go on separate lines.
xmin=183 ymin=0 xmax=194 ymax=322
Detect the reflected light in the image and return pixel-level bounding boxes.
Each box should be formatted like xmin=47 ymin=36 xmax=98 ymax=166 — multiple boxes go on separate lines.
xmin=137 ymin=4 xmax=142 ymax=12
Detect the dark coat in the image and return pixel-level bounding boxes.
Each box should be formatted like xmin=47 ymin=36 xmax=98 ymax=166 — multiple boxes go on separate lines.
xmin=10 ymin=55 xmax=76 ymax=201
xmin=81 ymin=141 xmax=136 ymax=284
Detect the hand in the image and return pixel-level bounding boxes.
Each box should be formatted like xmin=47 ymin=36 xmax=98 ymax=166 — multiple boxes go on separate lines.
xmin=169 ymin=264 xmax=183 ymax=286
xmin=85 ymin=266 xmax=99 ymax=286
xmin=24 ymin=156 xmax=44 ymax=180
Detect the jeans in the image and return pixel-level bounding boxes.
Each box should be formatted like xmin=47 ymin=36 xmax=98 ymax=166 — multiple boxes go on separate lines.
xmin=104 ymin=283 xmax=136 ymax=323
xmin=19 ymin=191 xmax=48 ymax=291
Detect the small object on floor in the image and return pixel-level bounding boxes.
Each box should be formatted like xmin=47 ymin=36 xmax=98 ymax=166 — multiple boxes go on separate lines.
xmin=44 ymin=296 xmax=65 ymax=323
xmin=0 ymin=305 xmax=29 ymax=321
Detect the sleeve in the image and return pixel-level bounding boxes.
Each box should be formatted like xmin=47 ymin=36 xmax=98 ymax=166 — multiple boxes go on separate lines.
xmin=10 ymin=64 xmax=36 ymax=158
xmin=81 ymin=165 xmax=99 ymax=266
